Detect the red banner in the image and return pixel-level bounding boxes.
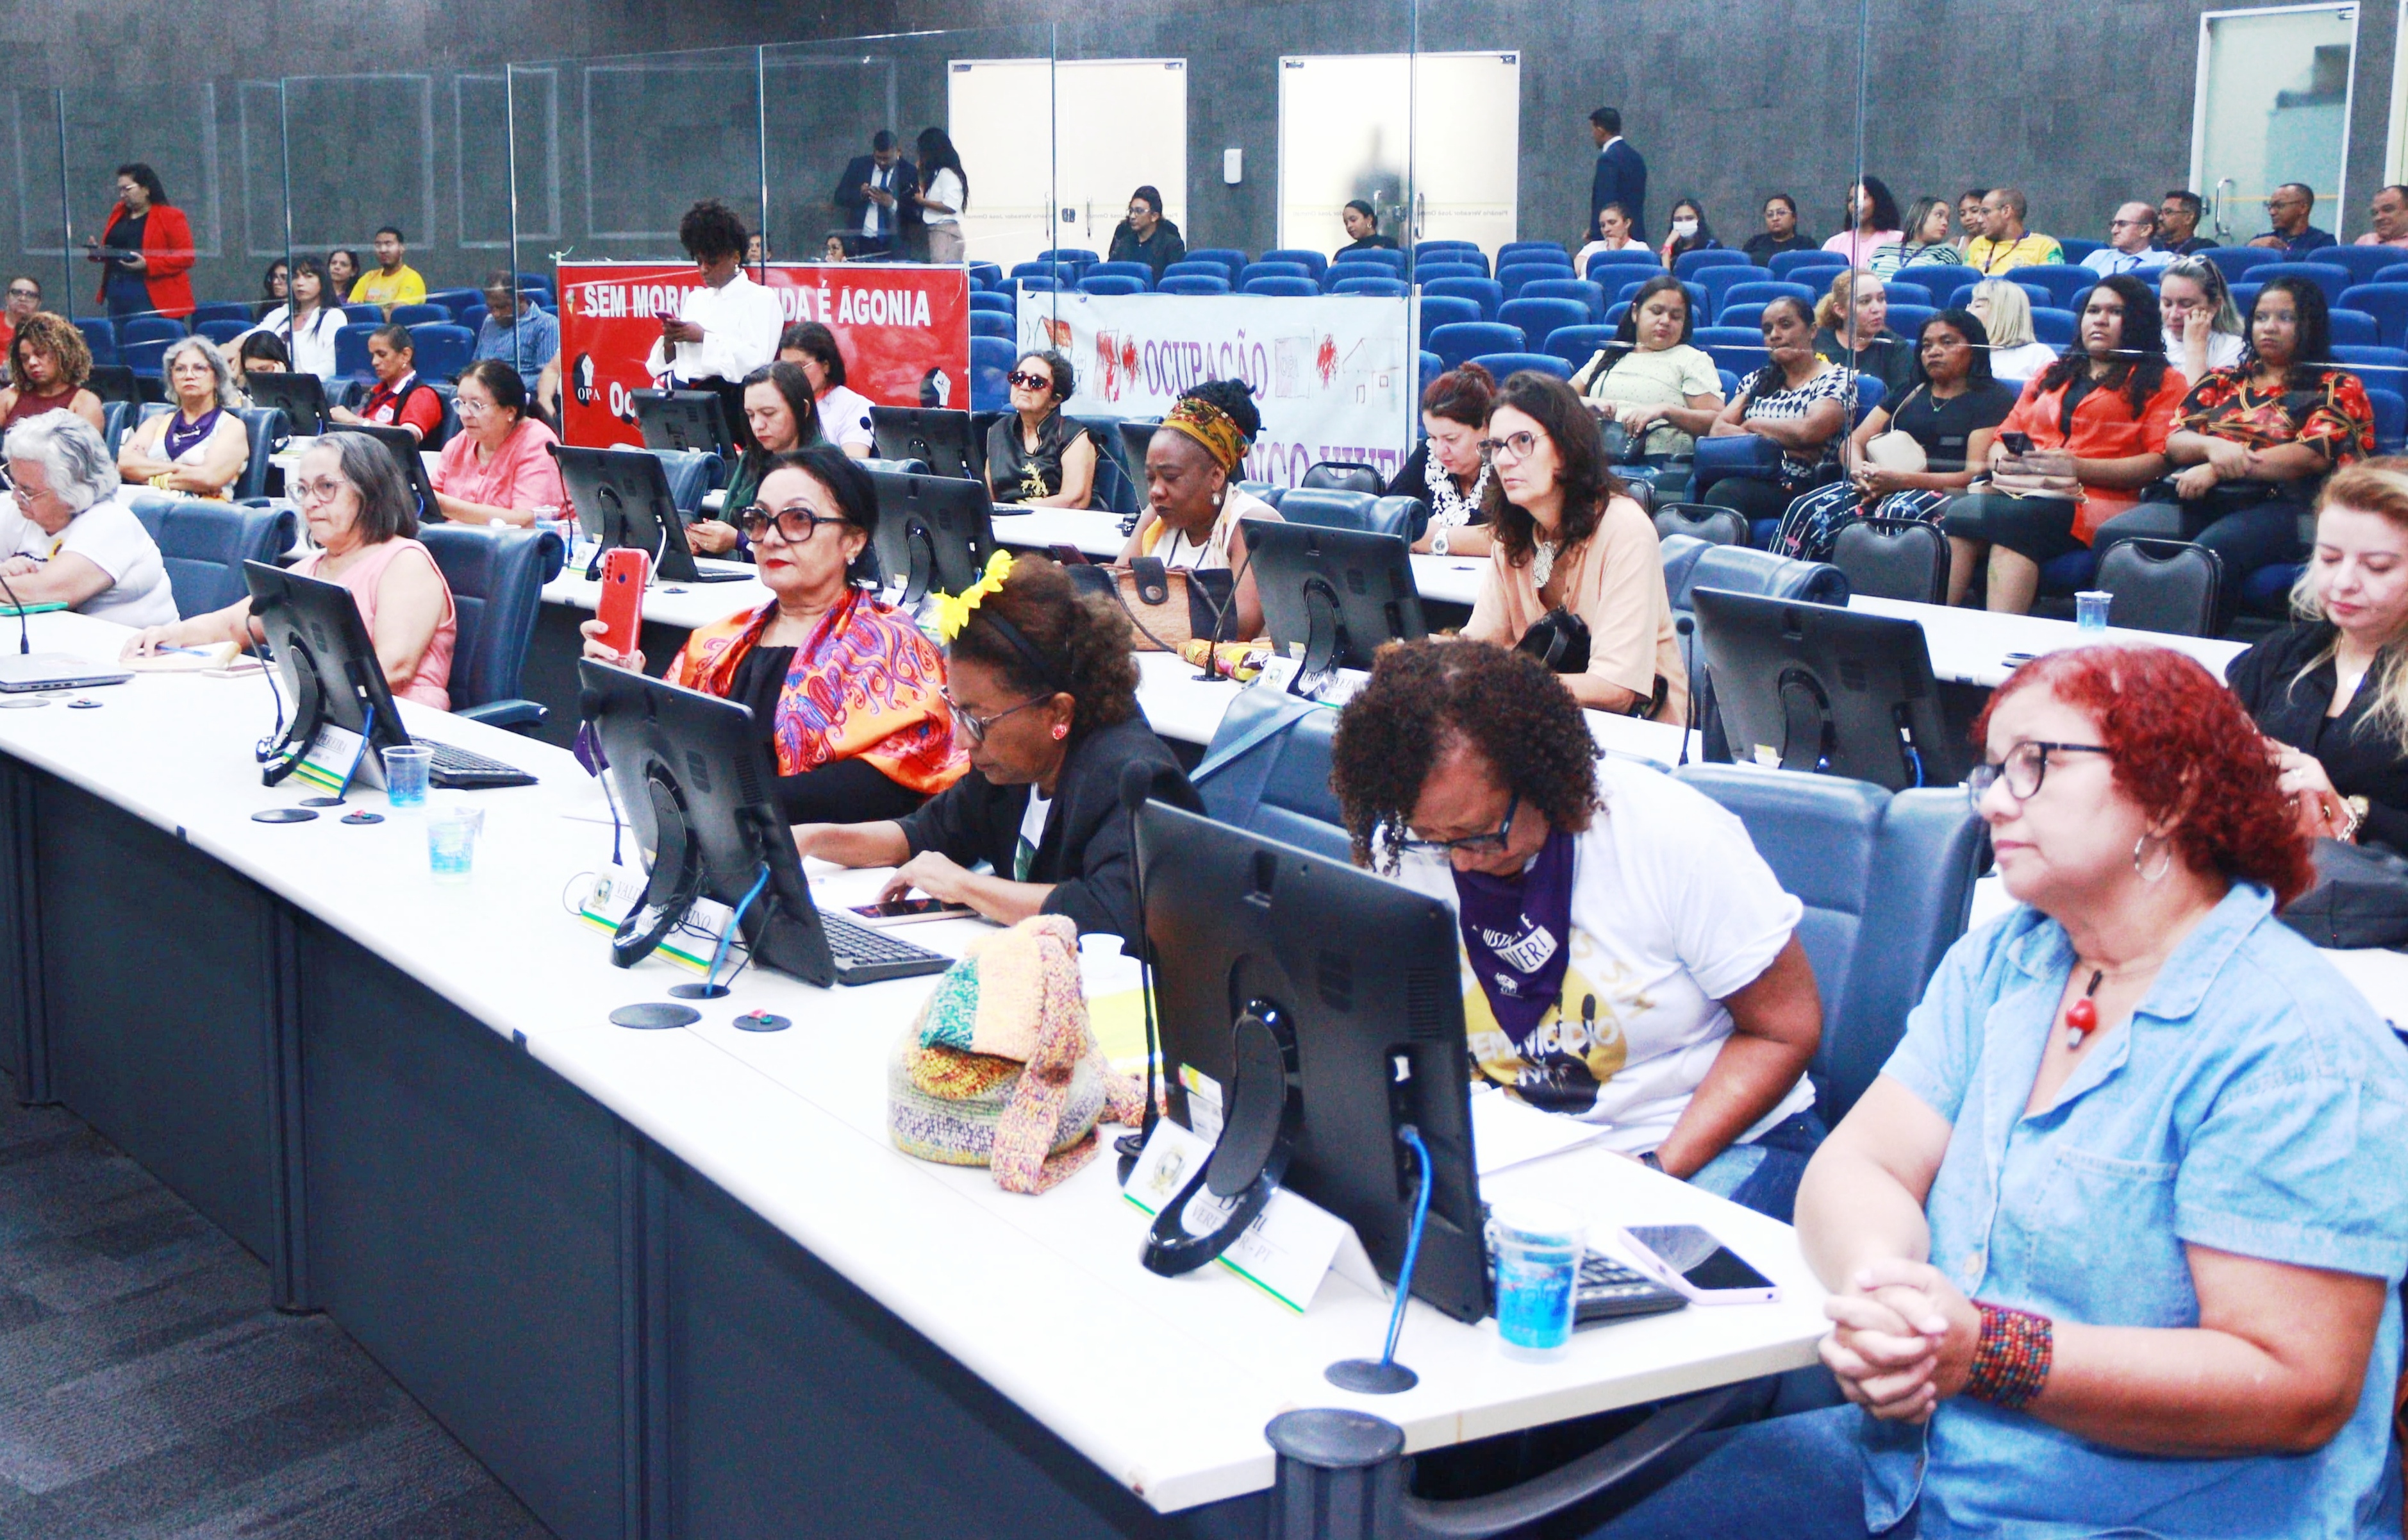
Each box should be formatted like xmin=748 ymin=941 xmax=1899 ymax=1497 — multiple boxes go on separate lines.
xmin=554 ymin=261 xmax=972 ymax=449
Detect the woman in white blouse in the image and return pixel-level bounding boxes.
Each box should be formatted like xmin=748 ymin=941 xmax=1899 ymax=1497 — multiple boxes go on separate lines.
xmin=226 ymin=256 xmax=344 ymax=381
xmin=1968 ymin=280 xmax=2063 ymax=383
xmin=914 ymin=128 xmax=968 ymax=265
xmin=2158 ymin=256 xmax=2249 ymax=383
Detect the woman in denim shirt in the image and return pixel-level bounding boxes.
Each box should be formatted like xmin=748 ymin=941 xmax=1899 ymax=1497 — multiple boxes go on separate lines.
xmin=1591 ymin=645 xmax=2408 ymax=1538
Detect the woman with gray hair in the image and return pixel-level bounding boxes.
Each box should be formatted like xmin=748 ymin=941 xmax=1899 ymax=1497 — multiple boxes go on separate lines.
xmin=125 ymin=431 xmax=456 ymax=707
xmin=117 ymin=335 xmax=249 ymax=497
xmin=1 ymin=412 xmax=178 ymax=626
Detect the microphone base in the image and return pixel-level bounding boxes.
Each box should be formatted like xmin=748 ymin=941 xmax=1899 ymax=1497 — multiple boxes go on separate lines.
xmin=1324 ymin=1357 xmax=1418 ymax=1395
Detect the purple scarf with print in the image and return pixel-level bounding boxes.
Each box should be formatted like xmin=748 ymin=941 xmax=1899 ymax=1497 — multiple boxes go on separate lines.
xmin=1450 ymin=827 xmax=1575 ymax=1048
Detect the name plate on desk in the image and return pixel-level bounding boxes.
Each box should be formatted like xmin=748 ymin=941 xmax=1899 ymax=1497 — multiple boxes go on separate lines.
xmin=575 ymin=863 xmax=735 ymax=975
xmin=1122 ymin=1121 xmax=1383 ymax=1313
xmin=292 ymin=721 xmax=372 ymax=796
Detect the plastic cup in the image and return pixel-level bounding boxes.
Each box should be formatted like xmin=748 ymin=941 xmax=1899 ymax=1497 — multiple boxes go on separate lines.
xmin=2075 ymin=590 xmax=2112 ymax=633
xmin=381 ymin=745 xmax=432 ymax=808
xmin=1489 ymin=1198 xmax=1584 ymax=1360
xmin=426 ymin=804 xmax=484 ymax=883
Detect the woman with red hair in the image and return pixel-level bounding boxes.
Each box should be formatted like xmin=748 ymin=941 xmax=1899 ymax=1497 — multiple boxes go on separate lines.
xmin=1581 ymin=646 xmax=2408 ymax=1539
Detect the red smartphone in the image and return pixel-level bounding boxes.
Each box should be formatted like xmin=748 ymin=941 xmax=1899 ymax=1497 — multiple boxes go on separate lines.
xmin=595 ymin=547 xmax=651 ymax=660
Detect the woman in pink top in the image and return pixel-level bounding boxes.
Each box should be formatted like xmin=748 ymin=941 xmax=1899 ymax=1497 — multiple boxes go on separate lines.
xmin=124 ymin=433 xmax=456 ymax=709
xmin=1821 ymin=176 xmax=1903 ymax=262
xmin=431 ymin=358 xmax=563 ymax=526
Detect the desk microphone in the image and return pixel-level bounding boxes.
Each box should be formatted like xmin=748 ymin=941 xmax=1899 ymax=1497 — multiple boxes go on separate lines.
xmin=1675 ymin=614 xmax=1697 ymax=767
xmin=1116 ymin=758 xmax=1174 ymax=1178
xmin=0 ymin=565 xmax=32 ymax=654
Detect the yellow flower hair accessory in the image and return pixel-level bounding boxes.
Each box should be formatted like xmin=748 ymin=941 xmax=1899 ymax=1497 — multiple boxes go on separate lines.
xmin=933 ymin=549 xmax=1017 ymax=642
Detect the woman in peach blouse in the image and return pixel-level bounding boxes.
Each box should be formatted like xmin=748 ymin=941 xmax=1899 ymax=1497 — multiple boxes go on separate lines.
xmin=431 ymin=358 xmax=564 ymax=526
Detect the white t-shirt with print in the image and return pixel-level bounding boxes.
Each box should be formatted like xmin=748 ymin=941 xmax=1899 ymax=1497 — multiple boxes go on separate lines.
xmin=1394 ymin=757 xmax=1810 ymax=1153
xmin=1 ymin=494 xmax=178 ymax=628
xmin=817 ymin=383 xmax=877 ymax=453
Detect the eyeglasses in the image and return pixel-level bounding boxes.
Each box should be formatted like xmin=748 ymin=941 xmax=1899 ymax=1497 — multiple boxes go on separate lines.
xmin=1397 ymin=792 xmax=1520 ymax=858
xmin=736 ymin=501 xmax=852 ymax=544
xmin=1476 ymin=431 xmax=1540 ymax=464
xmin=1006 ymin=370 xmax=1054 ymax=392
xmin=5 ymin=288 xmax=37 ymax=301
xmin=1964 ymin=741 xmax=2111 ymax=808
xmin=2109 ymin=217 xmax=2150 ymax=229
xmin=941 ymin=688 xmax=1048 ymax=745
xmin=453 ymin=396 xmax=492 ymax=416
xmin=290 ymin=476 xmax=349 ymax=506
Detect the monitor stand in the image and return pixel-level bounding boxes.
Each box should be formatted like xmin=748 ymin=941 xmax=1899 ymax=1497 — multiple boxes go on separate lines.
xmin=1291 ymin=576 xmax=1350 ymax=699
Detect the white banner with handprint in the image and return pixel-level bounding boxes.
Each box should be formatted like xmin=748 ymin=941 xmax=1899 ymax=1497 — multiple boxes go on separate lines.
xmin=1019 ymin=292 xmax=1413 ymax=487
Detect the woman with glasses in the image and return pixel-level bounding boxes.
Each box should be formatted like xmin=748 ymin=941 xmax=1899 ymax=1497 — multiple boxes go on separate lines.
xmin=429 ymin=360 xmax=564 ymax=527
xmin=126 ymin=433 xmax=455 ymax=707
xmin=1106 ymin=186 xmax=1186 ymax=285
xmin=794 ymin=554 xmax=1199 ymax=943
xmin=582 ymin=445 xmax=963 ymax=824
xmin=1463 ymin=371 xmax=1686 ymax=719
xmin=84 ymin=162 xmax=195 ymax=321
xmin=1122 ymin=379 xmax=1280 ymax=641
xmin=115 ymin=337 xmax=249 ymax=499
xmin=1328 ymin=639 xmax=1823 ymax=1220
xmin=777 ymin=322 xmax=875 ymax=458
xmin=1 ymin=414 xmax=178 ymax=628
xmin=986 ymin=349 xmax=1100 ymax=508
xmin=687 ymin=361 xmax=822 ymax=558
xmin=1588 ymin=648 xmax=2405 ymax=1539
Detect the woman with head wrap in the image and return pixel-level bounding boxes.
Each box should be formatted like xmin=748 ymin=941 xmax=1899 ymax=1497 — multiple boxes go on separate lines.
xmin=1118 ymin=378 xmax=1282 ymax=640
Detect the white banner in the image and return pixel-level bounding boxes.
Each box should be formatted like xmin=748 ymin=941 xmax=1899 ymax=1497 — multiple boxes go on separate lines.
xmin=1018 ymin=292 xmax=1413 ymax=488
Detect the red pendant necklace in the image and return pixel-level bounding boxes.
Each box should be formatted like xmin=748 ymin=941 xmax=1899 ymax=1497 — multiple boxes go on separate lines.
xmin=2063 ymin=968 xmax=2104 ymax=1050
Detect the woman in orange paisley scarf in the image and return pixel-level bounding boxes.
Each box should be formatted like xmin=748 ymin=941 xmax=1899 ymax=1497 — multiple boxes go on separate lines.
xmin=580 ymin=444 xmax=965 ymax=822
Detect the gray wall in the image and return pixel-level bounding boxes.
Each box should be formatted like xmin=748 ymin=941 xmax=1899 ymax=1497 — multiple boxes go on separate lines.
xmin=4 ymin=0 xmax=2394 ymax=310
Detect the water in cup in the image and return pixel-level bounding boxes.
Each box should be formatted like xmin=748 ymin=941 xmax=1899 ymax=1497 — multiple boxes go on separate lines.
xmin=2075 ymin=590 xmax=2112 ymax=633
xmin=1489 ymin=1198 xmax=1583 ymax=1360
xmin=382 ymin=744 xmax=432 ymax=808
xmin=427 ymin=803 xmax=484 ymax=883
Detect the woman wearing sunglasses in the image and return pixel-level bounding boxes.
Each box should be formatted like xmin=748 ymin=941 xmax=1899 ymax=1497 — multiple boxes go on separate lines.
xmin=986 ymin=349 xmax=1099 ymax=508
xmin=795 ymin=554 xmax=1200 ymax=946
xmin=579 ymin=444 xmax=964 ymax=824
xmin=1329 ymin=639 xmax=1824 ymax=1220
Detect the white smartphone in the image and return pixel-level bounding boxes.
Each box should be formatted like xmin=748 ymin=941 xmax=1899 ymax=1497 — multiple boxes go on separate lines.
xmin=1615 ymin=1224 xmax=1781 ymax=1305
xmin=847 ymin=896 xmax=976 ymax=926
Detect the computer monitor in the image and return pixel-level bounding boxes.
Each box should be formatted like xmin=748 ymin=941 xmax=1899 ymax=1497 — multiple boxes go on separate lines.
xmin=1690 ymin=586 xmax=1968 ymax=791
xmin=631 ymin=388 xmax=739 ymax=461
xmin=244 ymin=371 xmax=333 ymax=435
xmin=865 ymin=470 xmax=998 ymax=602
xmin=1136 ymin=801 xmax=1490 ymax=1323
xmin=1240 ymin=518 xmax=1427 ymax=678
xmin=551 ymin=444 xmax=742 ymax=585
xmin=576 ymin=660 xmax=948 ymax=987
xmin=330 ymin=424 xmax=441 ymax=530
xmin=870 ymin=406 xmax=980 ymax=484
xmin=243 ymin=560 xmax=534 ymax=790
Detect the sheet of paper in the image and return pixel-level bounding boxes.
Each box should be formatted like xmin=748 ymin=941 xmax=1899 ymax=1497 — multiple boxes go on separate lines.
xmin=1469 ymin=1088 xmax=1614 ymax=1176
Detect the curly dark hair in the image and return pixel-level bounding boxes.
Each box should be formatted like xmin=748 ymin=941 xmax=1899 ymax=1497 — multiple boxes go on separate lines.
xmin=2036 ymin=272 xmax=2168 ymax=416
xmin=1330 ymin=640 xmax=1602 ymax=872
xmin=1180 ymin=377 xmax=1262 ymax=440
xmin=1480 ymin=371 xmax=1627 ymax=568
xmin=948 ymin=555 xmax=1140 ymax=736
xmin=677 ymin=198 xmax=749 ymax=264
xmin=10 ymin=311 xmax=92 ymax=392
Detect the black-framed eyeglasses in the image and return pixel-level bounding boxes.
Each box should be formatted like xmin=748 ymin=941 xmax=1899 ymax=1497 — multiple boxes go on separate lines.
xmin=1398 ymin=792 xmax=1520 ymax=858
xmin=736 ymin=502 xmax=853 ymax=544
xmin=1964 ymin=741 xmax=2111 ymax=807
xmin=1475 ymin=431 xmax=1538 ymax=464
xmin=5 ymin=287 xmax=37 ymax=301
xmin=942 ymin=688 xmax=1048 ymax=745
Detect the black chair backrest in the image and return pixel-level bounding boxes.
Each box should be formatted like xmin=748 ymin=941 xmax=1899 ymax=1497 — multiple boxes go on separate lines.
xmin=1832 ymin=517 xmax=1949 ymax=605
xmin=1653 ymin=503 xmax=1747 ymax=547
xmin=2095 ymin=538 xmax=2222 ymax=637
xmin=1300 ymin=460 xmax=1385 ymax=496
xmin=85 ymin=364 xmax=140 ymax=405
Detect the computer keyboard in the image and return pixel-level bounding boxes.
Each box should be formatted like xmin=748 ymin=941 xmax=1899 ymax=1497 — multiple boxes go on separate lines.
xmin=1575 ymin=1251 xmax=1688 ymax=1325
xmin=817 ymin=908 xmax=952 ymax=985
xmin=420 ymin=737 xmax=538 ymax=789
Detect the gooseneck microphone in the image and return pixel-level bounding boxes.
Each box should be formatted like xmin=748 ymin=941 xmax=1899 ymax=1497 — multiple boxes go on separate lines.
xmin=0 ymin=565 xmax=33 ymax=654
xmin=1675 ymin=614 xmax=1697 ymax=767
xmin=1116 ymin=758 xmax=1171 ymax=1178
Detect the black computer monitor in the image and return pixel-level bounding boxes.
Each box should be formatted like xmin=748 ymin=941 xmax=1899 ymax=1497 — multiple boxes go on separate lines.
xmin=244 ymin=371 xmax=333 ymax=435
xmin=576 ymin=660 xmax=947 ymax=988
xmin=551 ymin=444 xmax=741 ymax=585
xmin=1240 ymin=517 xmax=1427 ymax=678
xmin=865 ymin=470 xmax=998 ymax=602
xmin=243 ymin=560 xmax=534 ymax=790
xmin=631 ymin=388 xmax=739 ymax=461
xmin=85 ymin=365 xmax=140 ymax=406
xmin=331 ymin=424 xmax=442 ymax=529
xmin=870 ymin=406 xmax=980 ymax=484
xmin=1136 ymin=801 xmax=1490 ymax=1323
xmin=1690 ymin=586 xmax=1968 ymax=791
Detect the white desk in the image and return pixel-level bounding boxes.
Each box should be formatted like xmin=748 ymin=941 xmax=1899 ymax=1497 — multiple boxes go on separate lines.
xmin=0 ymin=609 xmax=1823 ymax=1528
xmin=990 ymin=506 xmax=1489 ymax=609
xmin=1850 ymin=595 xmax=2248 ymax=689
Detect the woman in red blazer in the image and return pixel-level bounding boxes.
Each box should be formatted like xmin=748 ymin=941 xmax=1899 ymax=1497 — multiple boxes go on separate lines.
xmin=85 ymin=163 xmax=195 ymax=320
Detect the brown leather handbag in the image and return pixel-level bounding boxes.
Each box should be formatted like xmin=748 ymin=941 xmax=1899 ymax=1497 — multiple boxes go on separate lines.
xmin=1067 ymin=557 xmax=1237 ymax=653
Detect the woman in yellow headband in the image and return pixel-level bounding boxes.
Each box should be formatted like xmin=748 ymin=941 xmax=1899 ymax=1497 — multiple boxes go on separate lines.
xmin=1118 ymin=378 xmax=1281 ymax=640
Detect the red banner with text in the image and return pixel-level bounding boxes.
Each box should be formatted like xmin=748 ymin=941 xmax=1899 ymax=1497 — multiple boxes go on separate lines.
xmin=554 ymin=261 xmax=972 ymax=448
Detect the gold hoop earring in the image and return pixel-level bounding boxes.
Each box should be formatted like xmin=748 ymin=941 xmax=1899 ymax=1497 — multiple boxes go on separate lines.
xmin=2132 ymin=832 xmax=2173 ymax=883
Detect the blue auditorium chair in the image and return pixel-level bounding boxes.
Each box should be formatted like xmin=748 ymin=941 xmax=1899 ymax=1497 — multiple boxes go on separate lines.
xmin=418 ymin=525 xmax=565 ymax=732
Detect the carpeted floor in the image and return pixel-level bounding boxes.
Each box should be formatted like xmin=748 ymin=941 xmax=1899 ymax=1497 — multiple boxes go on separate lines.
xmin=0 ymin=1085 xmax=552 ymax=1539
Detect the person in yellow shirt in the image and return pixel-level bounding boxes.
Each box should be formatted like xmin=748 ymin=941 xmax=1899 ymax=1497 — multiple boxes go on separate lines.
xmin=348 ymin=226 xmax=427 ymax=315
xmin=1962 ymin=187 xmax=2064 ymax=274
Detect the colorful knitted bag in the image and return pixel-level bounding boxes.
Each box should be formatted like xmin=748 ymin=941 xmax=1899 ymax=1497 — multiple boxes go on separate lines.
xmin=886 ymin=915 xmax=1143 ymax=1193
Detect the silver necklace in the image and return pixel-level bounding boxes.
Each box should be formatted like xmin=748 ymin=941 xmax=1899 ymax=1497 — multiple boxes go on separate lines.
xmin=1427 ymin=462 xmax=1490 ymax=557
xmin=1531 ymin=537 xmax=1561 ymax=587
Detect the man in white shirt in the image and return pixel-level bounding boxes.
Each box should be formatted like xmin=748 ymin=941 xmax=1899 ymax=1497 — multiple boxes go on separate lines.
xmin=1 ymin=414 xmax=178 ymax=628
xmin=645 ymin=199 xmax=783 ymax=415
xmin=2082 ymin=201 xmax=2173 ymax=276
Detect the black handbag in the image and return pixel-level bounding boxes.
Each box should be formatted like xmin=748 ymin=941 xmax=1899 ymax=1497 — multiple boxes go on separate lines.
xmin=2279 ymin=839 xmax=2408 ymax=950
xmin=1516 ymin=607 xmax=1591 ymax=674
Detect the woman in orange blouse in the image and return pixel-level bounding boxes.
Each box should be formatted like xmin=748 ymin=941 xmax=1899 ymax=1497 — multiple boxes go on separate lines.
xmin=1940 ymin=275 xmax=2184 ymax=613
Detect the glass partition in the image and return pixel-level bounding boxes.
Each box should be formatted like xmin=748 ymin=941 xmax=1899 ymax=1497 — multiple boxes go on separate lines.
xmin=4 ymin=90 xmax=74 ymax=332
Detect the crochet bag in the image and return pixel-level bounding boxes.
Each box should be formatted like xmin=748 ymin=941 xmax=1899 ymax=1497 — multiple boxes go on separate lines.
xmin=886 ymin=915 xmax=1145 ymax=1193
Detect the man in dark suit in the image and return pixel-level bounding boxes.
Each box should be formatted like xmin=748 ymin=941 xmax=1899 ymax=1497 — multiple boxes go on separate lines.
xmin=1587 ymin=106 xmax=1647 ymax=246
xmin=831 ymin=130 xmax=920 ymax=256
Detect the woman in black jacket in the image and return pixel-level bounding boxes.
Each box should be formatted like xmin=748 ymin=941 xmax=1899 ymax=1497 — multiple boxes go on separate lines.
xmin=793 ymin=554 xmax=1199 ymax=944
xmin=2225 ymin=460 xmax=2408 ymax=855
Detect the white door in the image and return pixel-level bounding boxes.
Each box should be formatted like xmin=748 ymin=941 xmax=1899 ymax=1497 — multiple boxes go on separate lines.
xmin=947 ymin=58 xmax=1188 ymax=272
xmin=947 ymin=59 xmax=1056 ymax=271
xmin=1277 ymin=52 xmax=1519 ymax=260
xmin=2191 ymin=4 xmax=2359 ymax=242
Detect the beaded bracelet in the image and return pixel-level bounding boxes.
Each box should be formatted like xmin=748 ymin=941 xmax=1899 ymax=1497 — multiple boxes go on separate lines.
xmin=1965 ymin=1301 xmax=2052 ymax=1410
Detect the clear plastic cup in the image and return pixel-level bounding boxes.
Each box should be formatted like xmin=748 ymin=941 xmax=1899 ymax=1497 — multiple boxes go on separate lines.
xmin=1489 ymin=1198 xmax=1584 ymax=1360
xmin=381 ymin=744 xmax=432 ymax=808
xmin=426 ymin=804 xmax=484 ymax=883
xmin=2075 ymin=590 xmax=2112 ymax=633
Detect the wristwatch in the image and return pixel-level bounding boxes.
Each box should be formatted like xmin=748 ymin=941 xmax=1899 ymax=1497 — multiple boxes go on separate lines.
xmin=2341 ymin=795 xmax=2369 ymax=844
